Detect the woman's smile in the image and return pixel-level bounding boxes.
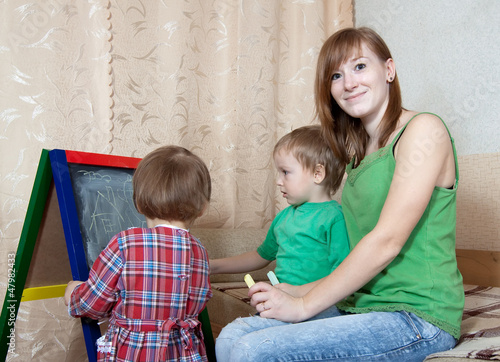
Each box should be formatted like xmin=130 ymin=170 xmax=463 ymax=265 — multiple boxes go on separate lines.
xmin=345 ymin=91 xmax=367 ymax=102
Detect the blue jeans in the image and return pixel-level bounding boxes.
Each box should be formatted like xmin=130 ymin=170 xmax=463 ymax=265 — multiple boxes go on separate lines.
xmin=215 ymin=306 xmax=456 ymax=361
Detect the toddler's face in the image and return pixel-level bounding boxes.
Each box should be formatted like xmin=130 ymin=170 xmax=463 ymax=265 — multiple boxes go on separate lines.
xmin=274 ymin=151 xmax=316 ymax=206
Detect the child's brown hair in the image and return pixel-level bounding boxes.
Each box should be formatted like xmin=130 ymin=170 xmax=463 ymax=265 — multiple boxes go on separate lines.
xmin=133 ymin=145 xmax=211 ymax=223
xmin=273 ymin=125 xmax=345 ymax=195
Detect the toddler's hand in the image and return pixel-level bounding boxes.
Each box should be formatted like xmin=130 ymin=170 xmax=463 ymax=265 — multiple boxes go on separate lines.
xmin=64 ymin=280 xmax=84 ymax=306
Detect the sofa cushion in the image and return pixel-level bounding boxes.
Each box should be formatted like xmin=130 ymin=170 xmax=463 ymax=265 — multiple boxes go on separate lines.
xmin=425 ymin=284 xmax=500 ymax=360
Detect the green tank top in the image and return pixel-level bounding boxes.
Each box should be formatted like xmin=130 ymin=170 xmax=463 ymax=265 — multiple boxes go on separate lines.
xmin=337 ymin=113 xmax=464 ymax=339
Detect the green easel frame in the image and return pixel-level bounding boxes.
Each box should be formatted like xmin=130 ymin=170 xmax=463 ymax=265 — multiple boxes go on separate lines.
xmin=0 ymin=149 xmax=53 ymax=360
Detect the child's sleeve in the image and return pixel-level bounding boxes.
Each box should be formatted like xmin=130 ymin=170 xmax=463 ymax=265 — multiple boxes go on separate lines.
xmin=69 ymin=236 xmax=123 ymax=320
xmin=256 ymin=210 xmax=283 ymax=261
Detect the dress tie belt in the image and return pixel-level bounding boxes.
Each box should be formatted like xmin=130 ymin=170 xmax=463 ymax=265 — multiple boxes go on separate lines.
xmin=161 ymin=318 xmax=200 ymax=350
xmin=115 ymin=316 xmax=201 ymax=351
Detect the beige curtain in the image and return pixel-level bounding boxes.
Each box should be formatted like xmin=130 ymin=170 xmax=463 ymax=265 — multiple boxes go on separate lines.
xmin=0 ymin=0 xmax=352 ymax=360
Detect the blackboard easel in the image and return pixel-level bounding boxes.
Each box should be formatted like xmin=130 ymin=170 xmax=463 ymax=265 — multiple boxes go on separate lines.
xmin=0 ymin=149 xmax=215 ymax=362
xmin=50 ymin=148 xmax=143 ymax=362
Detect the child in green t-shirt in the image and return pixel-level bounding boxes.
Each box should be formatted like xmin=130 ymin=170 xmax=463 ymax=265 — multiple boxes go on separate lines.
xmin=210 ymin=125 xmax=349 ymax=286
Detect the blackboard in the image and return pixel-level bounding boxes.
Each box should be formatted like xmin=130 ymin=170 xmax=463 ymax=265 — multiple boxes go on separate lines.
xmin=68 ymin=164 xmax=146 ymax=268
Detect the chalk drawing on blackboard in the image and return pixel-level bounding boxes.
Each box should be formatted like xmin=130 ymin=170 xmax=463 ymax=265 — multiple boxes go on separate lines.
xmin=68 ymin=164 xmax=146 ymax=268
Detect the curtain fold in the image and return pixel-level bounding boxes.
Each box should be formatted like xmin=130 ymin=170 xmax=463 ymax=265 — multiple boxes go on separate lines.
xmin=0 ymin=1 xmax=352 ymax=359
xmin=109 ymin=0 xmax=352 ymax=229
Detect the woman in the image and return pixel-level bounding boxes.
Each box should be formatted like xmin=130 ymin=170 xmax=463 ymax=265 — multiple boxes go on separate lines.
xmin=215 ymin=27 xmax=464 ymax=361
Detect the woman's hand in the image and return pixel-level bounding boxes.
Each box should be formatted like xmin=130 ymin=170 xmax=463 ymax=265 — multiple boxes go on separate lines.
xmin=248 ymin=282 xmax=309 ymax=323
xmin=273 ymin=282 xmax=298 ymax=296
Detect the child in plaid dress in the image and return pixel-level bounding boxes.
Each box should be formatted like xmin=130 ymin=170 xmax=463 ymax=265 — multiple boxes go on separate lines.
xmin=65 ymin=145 xmax=213 ymax=362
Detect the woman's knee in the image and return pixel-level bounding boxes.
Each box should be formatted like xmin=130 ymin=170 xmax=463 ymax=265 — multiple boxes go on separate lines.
xmin=218 ymin=329 xmax=276 ymax=362
xmin=217 ymin=317 xmax=259 ymax=340
xmin=216 ymin=316 xmax=289 ymax=361
xmin=216 ymin=317 xmax=260 ymax=362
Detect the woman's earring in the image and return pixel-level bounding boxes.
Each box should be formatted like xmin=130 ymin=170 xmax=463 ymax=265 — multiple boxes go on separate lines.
xmin=388 ymin=77 xmax=393 ymax=82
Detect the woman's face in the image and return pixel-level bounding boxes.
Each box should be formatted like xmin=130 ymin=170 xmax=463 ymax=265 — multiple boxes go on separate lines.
xmin=329 ymin=43 xmax=394 ymax=125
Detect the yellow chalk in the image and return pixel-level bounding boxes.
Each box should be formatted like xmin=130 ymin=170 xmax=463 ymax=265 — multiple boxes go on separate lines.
xmin=244 ymin=274 xmax=255 ymax=288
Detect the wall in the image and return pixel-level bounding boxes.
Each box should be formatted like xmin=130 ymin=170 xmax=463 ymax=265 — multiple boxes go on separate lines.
xmin=354 ymin=0 xmax=500 ymax=251
xmin=354 ymin=0 xmax=500 ymax=156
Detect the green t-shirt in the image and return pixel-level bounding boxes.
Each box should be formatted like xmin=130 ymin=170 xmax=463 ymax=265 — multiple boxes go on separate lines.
xmin=257 ymin=200 xmax=349 ymax=286
xmin=337 ymin=113 xmax=464 ymax=339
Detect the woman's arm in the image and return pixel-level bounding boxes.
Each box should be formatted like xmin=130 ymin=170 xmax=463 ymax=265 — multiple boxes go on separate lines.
xmin=251 ymin=114 xmax=455 ymax=322
xmin=210 ymin=250 xmax=271 ymax=274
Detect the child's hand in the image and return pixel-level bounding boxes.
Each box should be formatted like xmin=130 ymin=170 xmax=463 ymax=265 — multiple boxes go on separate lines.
xmin=64 ymin=280 xmax=84 ymax=306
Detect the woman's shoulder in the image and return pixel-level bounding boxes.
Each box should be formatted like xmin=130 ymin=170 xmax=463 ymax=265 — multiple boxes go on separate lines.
xmin=395 ymin=111 xmax=454 ymax=168
xmin=403 ymin=111 xmax=447 ymax=129
xmin=400 ymin=111 xmax=450 ymax=141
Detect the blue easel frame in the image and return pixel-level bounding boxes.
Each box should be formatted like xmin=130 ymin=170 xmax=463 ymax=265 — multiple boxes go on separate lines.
xmin=49 ymin=149 xmax=104 ymax=362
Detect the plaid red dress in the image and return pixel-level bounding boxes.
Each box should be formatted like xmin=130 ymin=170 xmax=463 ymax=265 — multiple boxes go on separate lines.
xmin=69 ymin=226 xmax=212 ymax=362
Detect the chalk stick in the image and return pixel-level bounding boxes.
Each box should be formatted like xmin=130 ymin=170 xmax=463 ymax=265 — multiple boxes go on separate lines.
xmin=244 ymin=274 xmax=255 ymax=288
xmin=267 ymin=271 xmax=279 ymax=286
